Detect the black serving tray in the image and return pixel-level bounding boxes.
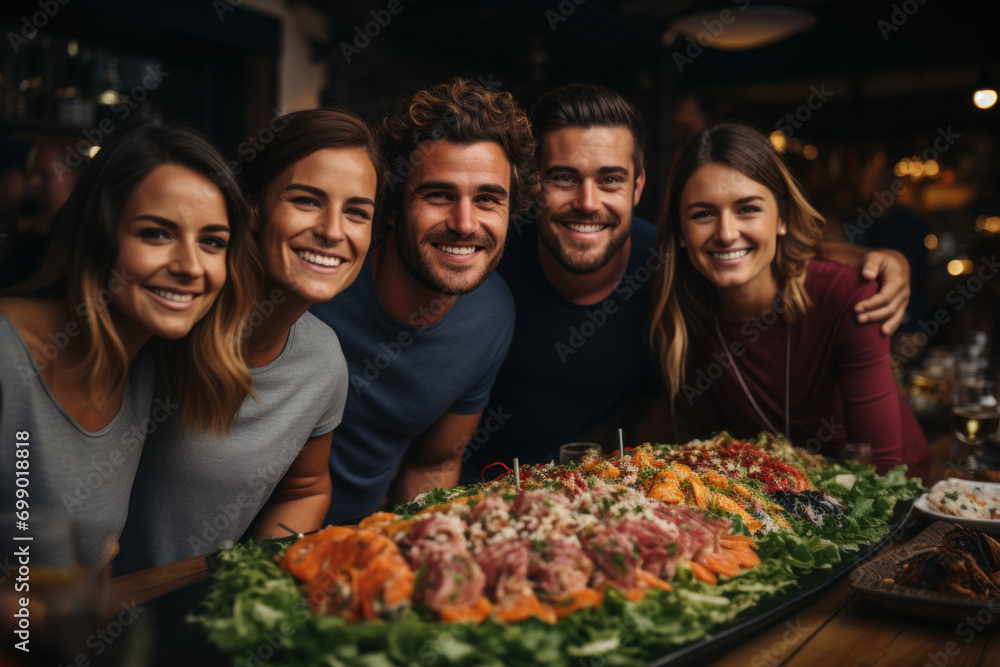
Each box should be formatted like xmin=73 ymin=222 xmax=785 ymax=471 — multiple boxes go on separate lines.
xmin=648 ymin=499 xmax=917 ymax=666
xmin=140 ymin=501 xmax=916 ymax=667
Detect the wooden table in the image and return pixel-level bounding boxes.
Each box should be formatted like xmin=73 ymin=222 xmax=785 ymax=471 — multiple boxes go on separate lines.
xmin=107 ymin=434 xmax=994 ymax=666
xmin=707 ymin=433 xmax=1000 ymax=667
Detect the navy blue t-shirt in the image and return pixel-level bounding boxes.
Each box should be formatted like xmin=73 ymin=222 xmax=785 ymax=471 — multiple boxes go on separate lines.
xmin=461 ymin=217 xmax=661 ymax=482
xmin=311 ymin=248 xmax=514 ymax=522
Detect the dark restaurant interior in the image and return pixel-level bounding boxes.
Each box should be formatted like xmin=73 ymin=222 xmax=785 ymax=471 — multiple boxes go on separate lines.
xmin=3 ymin=0 xmax=997 ymax=327
xmin=3 ymin=0 xmax=1000 ymax=664
xmin=3 ymin=0 xmax=998 ymax=422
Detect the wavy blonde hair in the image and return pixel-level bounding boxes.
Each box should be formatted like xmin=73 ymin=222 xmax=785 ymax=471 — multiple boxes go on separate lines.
xmin=649 ymin=123 xmax=824 ymax=402
xmin=6 ymin=125 xmax=257 ymax=434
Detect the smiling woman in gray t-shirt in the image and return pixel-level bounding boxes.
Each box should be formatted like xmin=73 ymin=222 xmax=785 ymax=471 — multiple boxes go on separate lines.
xmin=0 ymin=125 xmax=255 ymax=567
xmin=117 ymin=109 xmax=387 ymax=571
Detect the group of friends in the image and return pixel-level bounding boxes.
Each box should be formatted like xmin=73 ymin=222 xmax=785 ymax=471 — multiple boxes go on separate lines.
xmin=0 ymin=78 xmax=930 ymax=573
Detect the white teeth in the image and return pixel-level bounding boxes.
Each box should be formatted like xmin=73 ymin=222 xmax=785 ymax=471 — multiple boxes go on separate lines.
xmin=565 ymin=222 xmax=604 ymax=233
xmin=297 ymin=250 xmax=342 ymax=267
xmin=436 ymin=244 xmax=477 ymax=256
xmin=710 ymin=249 xmax=750 ymax=261
xmin=152 ymin=289 xmax=193 ymax=303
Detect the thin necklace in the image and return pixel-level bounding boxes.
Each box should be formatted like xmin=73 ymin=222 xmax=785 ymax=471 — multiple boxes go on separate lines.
xmin=714 ymin=314 xmax=791 ymax=438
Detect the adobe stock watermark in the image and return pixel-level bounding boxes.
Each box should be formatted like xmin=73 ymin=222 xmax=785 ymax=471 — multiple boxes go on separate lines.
xmin=843 ymin=126 xmax=960 ymax=243
xmin=185 ymin=436 xmax=302 ymax=554
xmin=384 ymin=75 xmax=500 ymax=196
xmin=680 ymin=290 xmax=789 ymax=404
xmin=554 ymin=244 xmax=669 ymax=363
xmin=213 ymin=0 xmax=243 ymax=21
xmin=921 ymin=597 xmax=1000 ymax=667
xmin=878 ymin=0 xmax=929 ymax=41
xmin=545 ymin=0 xmax=587 ymax=31
xmin=348 ymin=289 xmax=460 ymax=397
xmin=61 ymin=395 xmax=179 ymax=513
xmin=69 ymin=601 xmax=146 ymax=666
xmin=339 ymin=0 xmax=413 ymax=63
xmin=6 ymin=0 xmax=70 ymax=54
xmin=212 ymin=109 xmax=293 ymax=182
xmin=240 ymin=288 xmax=288 ymax=340
xmin=891 ymin=254 xmax=1000 ymax=365
xmin=458 ymin=406 xmax=512 ymax=463
xmin=749 ymin=618 xmax=810 ymax=667
xmin=53 ymin=65 xmax=169 ymax=182
xmin=799 ymin=416 xmax=843 ymax=455
xmin=671 ymin=0 xmax=752 ymax=73
xmin=774 ymin=84 xmax=834 ymax=138
xmin=16 ymin=268 xmax=135 ymax=379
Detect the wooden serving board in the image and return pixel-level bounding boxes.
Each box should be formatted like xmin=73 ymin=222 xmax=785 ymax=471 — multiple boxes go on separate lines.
xmin=849 ymin=520 xmax=1000 ymax=624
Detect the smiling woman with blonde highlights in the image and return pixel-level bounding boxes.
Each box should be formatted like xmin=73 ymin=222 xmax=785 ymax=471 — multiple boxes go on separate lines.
xmin=118 ymin=108 xmax=387 ymax=572
xmin=649 ymin=123 xmax=930 ymax=478
xmin=0 ymin=125 xmax=256 ymax=566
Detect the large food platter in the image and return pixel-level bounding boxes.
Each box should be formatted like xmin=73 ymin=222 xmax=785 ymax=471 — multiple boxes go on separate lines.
xmin=190 ymin=433 xmax=923 ymax=667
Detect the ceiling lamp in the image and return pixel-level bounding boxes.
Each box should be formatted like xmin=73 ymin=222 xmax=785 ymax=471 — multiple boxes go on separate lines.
xmin=663 ymin=5 xmax=816 ymax=51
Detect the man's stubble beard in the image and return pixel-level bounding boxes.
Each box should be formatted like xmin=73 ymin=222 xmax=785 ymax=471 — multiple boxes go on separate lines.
xmin=394 ymin=216 xmax=504 ymax=296
xmin=537 ymin=211 xmax=632 ymax=275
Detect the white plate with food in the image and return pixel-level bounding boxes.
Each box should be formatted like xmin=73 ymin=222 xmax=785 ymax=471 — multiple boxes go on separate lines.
xmin=913 ymin=478 xmax=1000 ymax=534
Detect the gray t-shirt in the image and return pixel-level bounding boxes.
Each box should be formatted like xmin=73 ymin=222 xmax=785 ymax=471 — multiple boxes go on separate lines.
xmin=0 ymin=312 xmax=154 ymax=567
xmin=116 ymin=312 xmax=348 ymax=571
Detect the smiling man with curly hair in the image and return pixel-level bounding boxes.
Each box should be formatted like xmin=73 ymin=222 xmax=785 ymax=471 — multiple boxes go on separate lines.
xmin=312 ymin=78 xmax=538 ymax=522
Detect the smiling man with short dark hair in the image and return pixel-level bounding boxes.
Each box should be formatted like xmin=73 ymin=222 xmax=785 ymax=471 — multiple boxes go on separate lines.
xmin=462 ymin=83 xmax=912 ymax=480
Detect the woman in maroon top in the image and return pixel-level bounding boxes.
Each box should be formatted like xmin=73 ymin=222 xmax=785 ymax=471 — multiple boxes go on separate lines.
xmin=649 ymin=123 xmax=929 ymax=479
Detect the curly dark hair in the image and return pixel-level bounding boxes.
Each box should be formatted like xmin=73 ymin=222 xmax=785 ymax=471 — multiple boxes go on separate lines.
xmin=377 ymin=77 xmax=539 ymax=235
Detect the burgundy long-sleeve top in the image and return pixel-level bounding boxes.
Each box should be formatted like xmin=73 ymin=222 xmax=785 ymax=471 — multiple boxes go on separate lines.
xmin=683 ymin=259 xmax=930 ymax=479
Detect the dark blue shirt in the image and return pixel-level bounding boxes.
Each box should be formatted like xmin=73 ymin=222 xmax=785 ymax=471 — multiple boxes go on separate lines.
xmin=461 ymin=217 xmax=660 ymax=482
xmin=311 ymin=247 xmax=515 ymax=522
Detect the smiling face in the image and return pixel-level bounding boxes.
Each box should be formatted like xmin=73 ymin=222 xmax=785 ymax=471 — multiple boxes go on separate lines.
xmin=679 ymin=162 xmax=786 ymax=309
xmin=113 ymin=163 xmax=230 ymax=342
xmin=536 ymin=126 xmax=645 ymax=274
xmin=258 ymin=147 xmax=377 ymax=307
xmin=393 ymin=140 xmax=510 ymax=295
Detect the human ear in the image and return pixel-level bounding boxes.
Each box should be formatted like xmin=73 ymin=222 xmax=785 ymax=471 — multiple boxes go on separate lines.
xmin=632 ymin=168 xmax=647 ymax=207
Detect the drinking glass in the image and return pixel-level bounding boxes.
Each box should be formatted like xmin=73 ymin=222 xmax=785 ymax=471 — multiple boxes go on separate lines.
xmin=559 ymin=442 xmax=602 ymax=465
xmin=952 ymin=379 xmax=999 ymax=465
xmin=1 ymin=511 xmax=108 ymax=665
